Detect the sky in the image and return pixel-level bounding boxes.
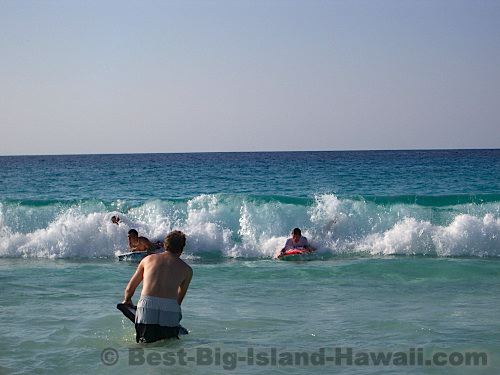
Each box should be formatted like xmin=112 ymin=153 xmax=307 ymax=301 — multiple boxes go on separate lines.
xmin=1 ymin=0 xmax=499 ymax=155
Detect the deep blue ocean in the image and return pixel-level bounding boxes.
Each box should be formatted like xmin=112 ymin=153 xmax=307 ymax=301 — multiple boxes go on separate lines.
xmin=0 ymin=150 xmax=499 ymax=374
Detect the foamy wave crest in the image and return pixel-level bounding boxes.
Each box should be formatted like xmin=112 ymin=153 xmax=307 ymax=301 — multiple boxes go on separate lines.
xmin=0 ymin=194 xmax=499 ymax=259
xmin=0 ymin=208 xmax=127 ymax=258
xmin=358 ymin=215 xmax=500 ymax=257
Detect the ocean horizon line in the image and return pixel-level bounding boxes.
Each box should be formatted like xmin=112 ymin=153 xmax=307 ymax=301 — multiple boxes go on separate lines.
xmin=1 ymin=147 xmax=498 ymax=158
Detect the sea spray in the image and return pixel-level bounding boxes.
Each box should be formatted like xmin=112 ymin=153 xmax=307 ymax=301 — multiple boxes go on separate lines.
xmin=0 ymin=194 xmax=498 ymax=258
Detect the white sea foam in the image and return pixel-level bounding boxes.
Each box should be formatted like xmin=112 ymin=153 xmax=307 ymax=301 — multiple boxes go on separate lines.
xmin=0 ymin=194 xmax=498 ymax=258
xmin=433 ymin=214 xmax=500 ymax=257
xmin=361 ymin=218 xmax=436 ymax=256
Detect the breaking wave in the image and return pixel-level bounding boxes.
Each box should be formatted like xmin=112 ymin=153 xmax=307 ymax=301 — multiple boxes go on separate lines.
xmin=0 ymin=194 xmax=499 ymax=259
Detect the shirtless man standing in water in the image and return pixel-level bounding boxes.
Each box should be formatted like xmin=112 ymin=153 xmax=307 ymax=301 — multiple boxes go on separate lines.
xmin=122 ymin=230 xmax=193 ymax=343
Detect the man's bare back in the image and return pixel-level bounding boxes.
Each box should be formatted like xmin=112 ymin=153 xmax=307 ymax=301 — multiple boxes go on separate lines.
xmin=133 ymin=236 xmax=154 ymax=252
xmin=141 ymin=252 xmax=192 ymax=303
xmin=123 ymin=231 xmax=192 ymax=306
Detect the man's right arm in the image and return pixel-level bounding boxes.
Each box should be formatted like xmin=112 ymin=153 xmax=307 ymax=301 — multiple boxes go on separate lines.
xmin=177 ymin=266 xmax=193 ymax=305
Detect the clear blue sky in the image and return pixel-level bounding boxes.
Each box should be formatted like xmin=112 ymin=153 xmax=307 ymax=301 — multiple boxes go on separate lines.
xmin=1 ymin=0 xmax=499 ymax=155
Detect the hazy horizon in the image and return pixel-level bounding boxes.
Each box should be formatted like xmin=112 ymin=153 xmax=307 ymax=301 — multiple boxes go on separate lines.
xmin=2 ymin=147 xmax=499 ymax=158
xmin=1 ymin=0 xmax=499 ymax=155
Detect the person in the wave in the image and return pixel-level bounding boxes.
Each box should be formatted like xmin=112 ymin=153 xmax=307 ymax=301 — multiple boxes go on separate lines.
xmin=280 ymin=227 xmax=315 ymax=255
xmin=128 ymin=229 xmax=162 ymax=253
xmin=122 ymin=230 xmax=193 ymax=343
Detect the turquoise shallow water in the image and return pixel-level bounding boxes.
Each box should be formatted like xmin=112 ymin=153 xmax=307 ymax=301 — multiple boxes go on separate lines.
xmin=0 ymin=150 xmax=499 ymax=374
xmin=0 ymin=257 xmax=499 ymax=374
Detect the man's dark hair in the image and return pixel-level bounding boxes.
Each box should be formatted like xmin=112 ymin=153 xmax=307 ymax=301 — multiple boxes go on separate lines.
xmin=293 ymin=228 xmax=301 ymax=236
xmin=164 ymin=230 xmax=186 ymax=254
xmin=128 ymin=229 xmax=138 ymax=236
